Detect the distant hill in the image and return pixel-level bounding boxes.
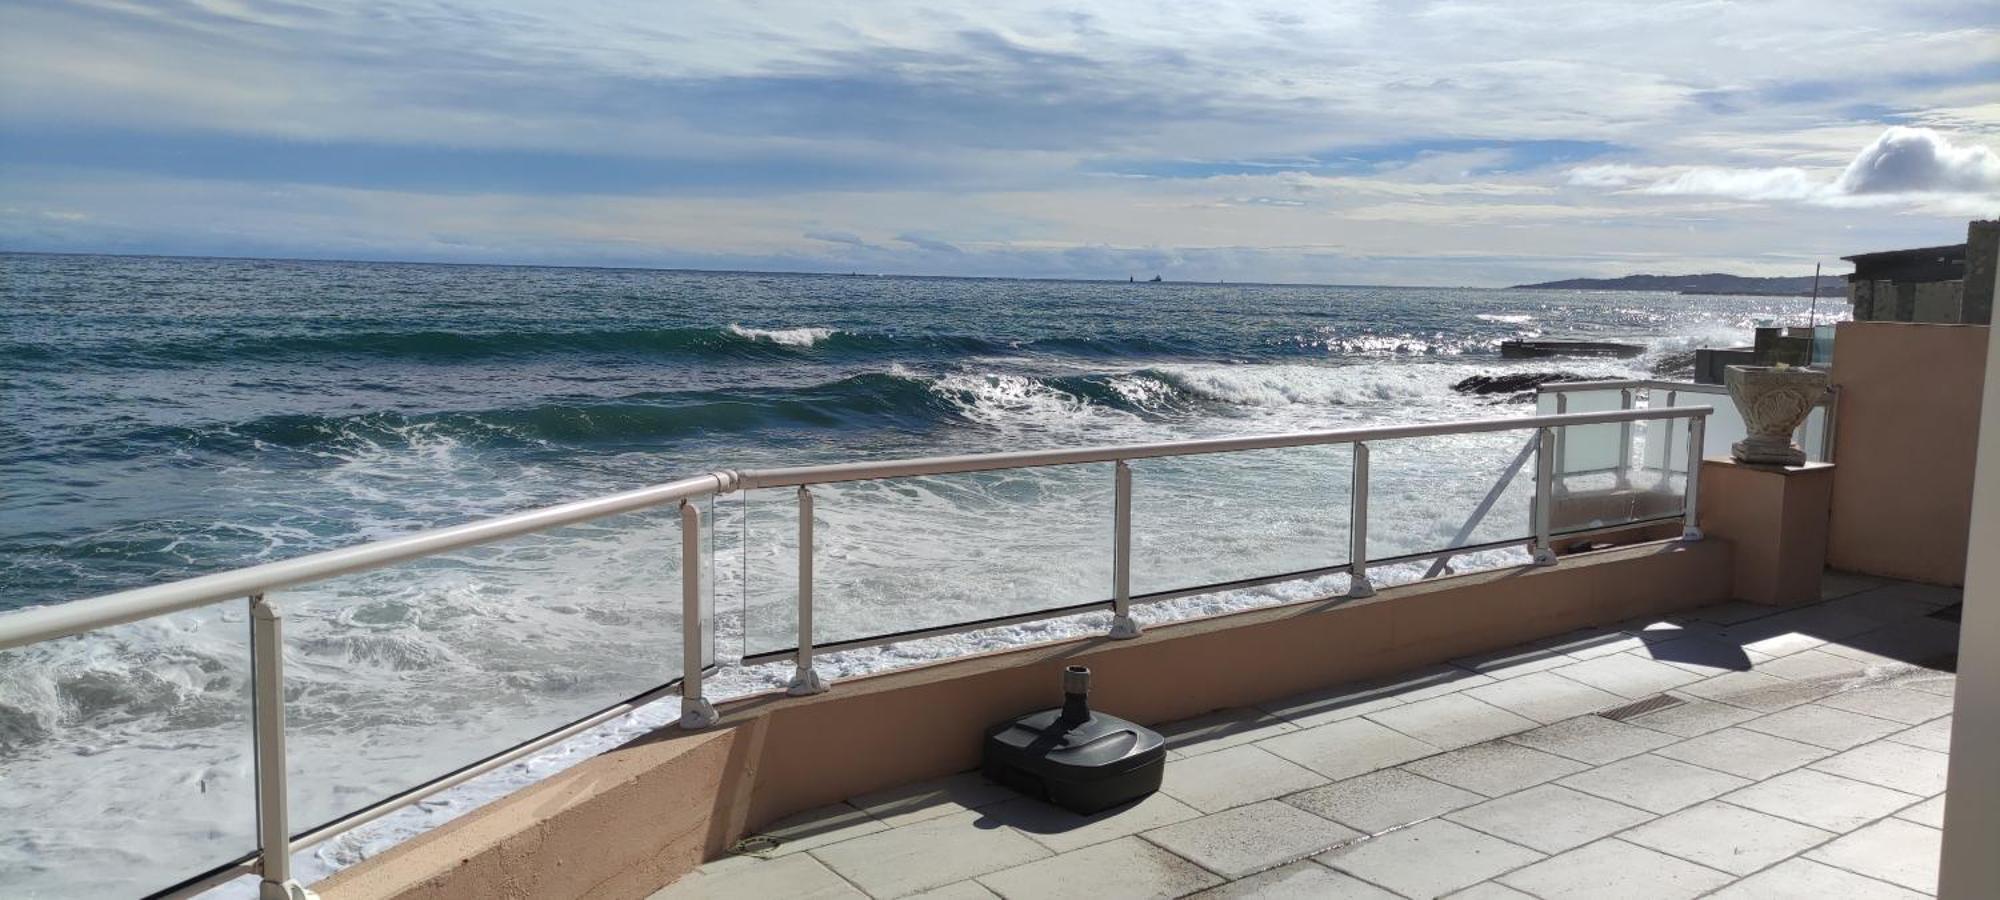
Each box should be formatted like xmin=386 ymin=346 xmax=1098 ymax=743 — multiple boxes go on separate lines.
xmin=1510 ymin=273 xmax=1842 ymax=296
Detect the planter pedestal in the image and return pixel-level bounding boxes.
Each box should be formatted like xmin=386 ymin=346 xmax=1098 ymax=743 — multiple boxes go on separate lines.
xmin=1697 ymin=458 xmax=1836 ymax=606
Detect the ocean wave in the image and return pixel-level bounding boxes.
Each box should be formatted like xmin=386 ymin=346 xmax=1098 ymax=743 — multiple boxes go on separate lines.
xmin=1475 ymin=313 xmax=1535 ymax=324
xmin=724 ymin=324 xmax=836 ymax=347
xmin=1146 ymin=363 xmax=1451 ymax=407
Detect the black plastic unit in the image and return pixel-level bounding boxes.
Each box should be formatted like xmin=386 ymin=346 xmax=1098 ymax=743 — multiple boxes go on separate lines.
xmin=981 ymin=666 xmax=1166 ymax=815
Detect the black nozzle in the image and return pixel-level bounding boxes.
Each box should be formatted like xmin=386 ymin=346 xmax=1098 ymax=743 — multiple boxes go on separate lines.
xmin=1059 ymin=665 xmax=1092 ymax=724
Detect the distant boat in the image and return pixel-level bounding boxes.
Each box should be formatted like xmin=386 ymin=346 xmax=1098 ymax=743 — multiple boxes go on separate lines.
xmin=1149 ymin=274 xmax=1163 ymax=283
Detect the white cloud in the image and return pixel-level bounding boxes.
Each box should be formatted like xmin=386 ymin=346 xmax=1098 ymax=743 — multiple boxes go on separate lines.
xmin=1569 ymin=127 xmax=2000 ymax=212
xmin=1835 ymin=126 xmax=2000 ymax=194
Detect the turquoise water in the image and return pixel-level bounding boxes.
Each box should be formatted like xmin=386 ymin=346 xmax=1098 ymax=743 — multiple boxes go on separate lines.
xmin=0 ymin=252 xmax=1826 ymax=896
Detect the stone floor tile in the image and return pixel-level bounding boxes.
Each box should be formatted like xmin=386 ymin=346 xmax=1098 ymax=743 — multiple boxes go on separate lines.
xmin=1445 ymin=783 xmax=1652 ymax=853
xmin=1401 ymin=740 xmax=1588 ymax=797
xmin=1442 ymin=885 xmax=1537 ymax=900
xmin=1142 ymin=799 xmax=1359 ymax=879
xmin=1720 ymin=768 xmax=1920 ymax=832
xmin=652 ymin=853 xmax=865 ymax=899
xmin=1450 ymin=643 xmax=1574 ymax=680
xmin=1685 ymin=600 xmax=1783 ymax=626
xmin=1503 ymin=714 xmax=1676 ymax=764
xmin=1283 ymin=768 xmax=1483 ymax=834
xmin=1364 ymin=692 xmax=1537 ymax=750
xmin=905 ymin=882 xmax=1001 ymax=900
xmin=1642 ymin=634 xmax=1767 ymax=676
xmin=1620 ymin=800 xmax=1834 ymax=875
xmin=1820 ymin=571 xmax=1890 ymax=601
xmin=1653 ymin=727 xmax=1831 ymax=780
xmin=1899 ymin=670 xmax=1957 ymax=699
xmin=1257 ymin=664 xmax=1487 ymax=728
xmin=1257 ymin=716 xmax=1440 ymax=781
xmin=1809 ymin=740 xmax=1951 ymax=798
xmin=1755 ymin=647 xmax=1874 ymax=683
xmin=1895 ymin=795 xmax=1946 ymax=828
xmin=1819 ymin=617 xmax=1962 ymax=668
xmin=1320 ymin=819 xmax=1543 ymax=898
xmin=1497 ymin=838 xmax=1731 ymax=900
xmin=1740 ymin=703 xmax=1905 ymax=750
xmin=1805 ymin=818 xmax=1942 ymax=894
xmin=977 ymin=836 xmax=1221 ymax=900
xmin=1535 ymin=625 xmax=1645 ymax=659
xmin=1556 ymin=753 xmax=1749 ymax=814
xmin=1820 ymin=586 xmax=1948 ymax=625
xmin=741 ymin=802 xmax=890 ymax=857
xmin=1160 ymin=744 xmax=1328 ymax=813
xmin=812 ymin=808 xmax=1051 ymax=898
xmin=1549 ymin=653 xmax=1702 ymax=698
xmin=1464 ymin=671 xmax=1624 ymax=724
xmin=1885 ymin=716 xmax=1952 ymax=753
xmin=1722 ymin=607 xmax=1879 ymax=657
xmin=979 ymin=792 xmax=1200 ymax=855
xmin=1677 ymin=670 xmax=1833 ymax=712
xmin=1158 ymin=707 xmax=1299 ymax=758
xmin=1816 ymin=686 xmax=1957 ymax=726
xmin=1621 ymin=694 xmax=1759 ymax=737
xmin=1188 ymin=860 xmax=1399 ymax=899
xmin=852 ymin=772 xmax=1021 ymax=828
xmin=1856 ymin=581 xmax=1961 ymax=611
xmin=1706 ymin=858 xmax=1928 ymax=900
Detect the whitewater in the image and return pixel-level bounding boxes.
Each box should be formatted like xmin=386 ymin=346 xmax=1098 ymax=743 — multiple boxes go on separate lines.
xmin=0 ymin=253 xmax=1836 ymax=897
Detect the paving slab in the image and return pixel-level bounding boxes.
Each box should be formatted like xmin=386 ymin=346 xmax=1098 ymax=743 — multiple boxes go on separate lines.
xmin=1740 ymin=703 xmax=1906 ymax=750
xmin=1258 ymin=664 xmax=1487 ymax=728
xmin=1819 ymin=617 xmax=1962 ymax=668
xmin=1363 ymin=692 xmax=1537 ymax=750
xmin=1722 ymin=607 xmax=1878 ymax=657
xmin=1187 ymin=860 xmax=1400 ymax=899
xmin=1641 ymin=634 xmax=1765 ymax=676
xmin=1554 ymin=753 xmax=1749 ymax=814
xmin=1709 ymin=857 xmax=1928 ymax=899
xmin=1141 ymin=799 xmax=1359 ymax=879
xmin=1653 ymin=727 xmax=1831 ymax=780
xmin=1754 ymin=647 xmax=1874 ymax=683
xmin=978 ymin=792 xmax=1200 ymax=855
xmin=1402 ymin=739 xmax=1587 ymax=797
xmin=1899 ymin=670 xmax=1956 ymax=699
xmin=1160 ymin=744 xmax=1327 ymax=813
xmin=1808 ymin=739 xmax=1951 ymax=797
xmin=1282 ymin=768 xmax=1483 ymax=834
xmin=1885 ymin=716 xmax=1952 ymax=753
xmin=1503 ymin=714 xmax=1676 ymax=764
xmin=1441 ymin=885 xmax=1537 ymax=900
xmin=812 ymin=808 xmax=1051 ymax=898
xmin=1444 ymin=783 xmax=1653 ymax=853
xmin=1535 ymin=625 xmax=1644 ymax=659
xmin=1320 ymin=819 xmax=1543 ymax=899
xmin=1804 ymin=818 xmax=1942 ymax=894
xmin=740 ymin=802 xmax=891 ymax=857
xmin=1620 ymin=694 xmax=1759 ymax=737
xmin=977 ymin=836 xmax=1221 ymax=900
xmin=1619 ymin=800 xmax=1834 ymax=875
xmin=1677 ymin=670 xmax=1833 ymax=712
xmin=1685 ymin=600 xmax=1783 ymax=626
xmin=1498 ymin=838 xmax=1732 ymax=900
xmin=1463 ymin=671 xmax=1624 ymax=724
xmin=1257 ymin=716 xmax=1440 ymax=781
xmin=1449 ymin=643 xmax=1574 ymax=680
xmin=1816 ymin=686 xmax=1956 ymax=726
xmin=1720 ymin=768 xmax=1920 ymax=832
xmin=852 ymin=772 xmax=1022 ymax=828
xmin=652 ymin=852 xmax=865 ymax=899
xmin=1820 ymin=571 xmax=1891 ymax=601
xmin=905 ymin=883 xmax=1001 ymax=900
xmin=1549 ymin=653 xmax=1702 ymax=698
xmin=1894 ymin=795 xmax=1946 ymax=828
xmin=1158 ymin=707 xmax=1299 ymax=758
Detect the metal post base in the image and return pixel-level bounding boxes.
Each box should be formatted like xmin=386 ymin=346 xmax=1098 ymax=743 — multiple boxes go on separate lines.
xmin=680 ymin=699 xmax=720 ymax=729
xmin=1531 ymin=547 xmax=1559 ymax=566
xmin=1681 ymin=526 xmax=1704 ymax=541
xmin=260 ymin=879 xmax=319 ymax=900
xmin=1108 ymin=614 xmax=1143 ymax=639
xmin=1347 ymin=575 xmax=1376 ymax=599
xmin=787 ymin=666 xmax=830 ymax=696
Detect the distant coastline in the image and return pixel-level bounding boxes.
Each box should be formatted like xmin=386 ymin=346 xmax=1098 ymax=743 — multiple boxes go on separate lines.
xmin=1509 ymin=273 xmax=1844 ymax=297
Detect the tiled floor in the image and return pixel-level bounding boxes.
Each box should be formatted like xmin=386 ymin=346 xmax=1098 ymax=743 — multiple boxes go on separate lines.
xmin=654 ymin=573 xmax=1959 ymax=899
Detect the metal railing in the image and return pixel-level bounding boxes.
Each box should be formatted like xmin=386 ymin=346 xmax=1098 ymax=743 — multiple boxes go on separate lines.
xmin=1534 ymin=378 xmax=1836 ymax=466
xmin=0 ymin=405 xmax=1710 ymax=900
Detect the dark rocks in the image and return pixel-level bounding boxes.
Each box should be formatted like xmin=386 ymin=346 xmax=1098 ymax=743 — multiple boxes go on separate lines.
xmin=1452 ymin=372 xmax=1582 ymax=396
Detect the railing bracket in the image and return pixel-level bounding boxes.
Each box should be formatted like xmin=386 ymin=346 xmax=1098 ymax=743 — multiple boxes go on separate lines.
xmin=1108 ymin=613 xmax=1142 ymax=639
xmin=1532 ymin=547 xmax=1559 ymax=566
xmin=1347 ymin=575 xmax=1376 ymax=599
xmin=680 ymin=699 xmax=720 ymax=729
xmin=787 ymin=666 xmax=830 ymax=695
xmin=260 ymin=879 xmax=320 ymax=900
xmin=1680 ymin=526 xmax=1704 ymax=542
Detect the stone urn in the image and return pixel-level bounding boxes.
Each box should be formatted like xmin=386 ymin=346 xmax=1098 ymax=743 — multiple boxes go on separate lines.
xmin=1724 ymin=365 xmax=1829 ymax=466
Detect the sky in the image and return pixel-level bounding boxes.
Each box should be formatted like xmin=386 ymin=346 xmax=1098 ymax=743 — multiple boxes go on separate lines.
xmin=1 ymin=0 xmax=1998 ymax=285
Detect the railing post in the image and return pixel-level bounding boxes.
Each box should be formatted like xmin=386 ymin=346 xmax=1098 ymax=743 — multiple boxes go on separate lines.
xmin=1551 ymin=393 xmax=1569 ymax=495
xmin=1616 ymin=388 xmax=1634 ymax=489
xmin=1531 ymin=427 xmax=1558 ymax=565
xmin=1348 ymin=442 xmax=1375 ymax=597
xmin=788 ymin=486 xmax=830 ymax=693
xmin=679 ymin=499 xmax=718 ymax=728
xmin=1108 ymin=460 xmax=1141 ymax=638
xmin=1682 ymin=414 xmax=1706 ymax=541
xmin=250 ymin=594 xmax=316 ymax=900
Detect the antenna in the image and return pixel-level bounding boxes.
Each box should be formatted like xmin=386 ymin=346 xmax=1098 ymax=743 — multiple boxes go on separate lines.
xmin=1808 ymin=262 xmax=1821 ymax=328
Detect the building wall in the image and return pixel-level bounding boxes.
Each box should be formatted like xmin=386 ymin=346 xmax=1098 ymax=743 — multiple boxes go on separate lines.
xmin=1827 ymin=322 xmax=1991 ymax=584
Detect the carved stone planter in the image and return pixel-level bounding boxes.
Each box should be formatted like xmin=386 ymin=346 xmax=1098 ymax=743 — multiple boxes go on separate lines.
xmin=1724 ymin=365 xmax=1829 ymax=466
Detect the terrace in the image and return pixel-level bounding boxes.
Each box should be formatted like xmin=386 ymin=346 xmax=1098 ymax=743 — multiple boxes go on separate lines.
xmin=656 ymin=572 xmax=1959 ymax=900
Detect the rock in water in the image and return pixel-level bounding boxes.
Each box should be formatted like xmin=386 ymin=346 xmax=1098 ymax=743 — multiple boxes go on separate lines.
xmin=1451 ymin=372 xmax=1581 ymax=396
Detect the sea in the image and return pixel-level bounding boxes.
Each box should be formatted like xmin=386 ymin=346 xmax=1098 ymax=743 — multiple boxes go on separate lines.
xmin=0 ymin=252 xmax=1836 ymax=897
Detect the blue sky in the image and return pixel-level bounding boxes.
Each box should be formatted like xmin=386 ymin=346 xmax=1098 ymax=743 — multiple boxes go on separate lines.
xmin=2 ymin=0 xmax=1997 ymax=284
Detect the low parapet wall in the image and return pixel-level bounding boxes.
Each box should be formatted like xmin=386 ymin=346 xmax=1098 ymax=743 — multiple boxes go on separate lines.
xmin=317 ymin=538 xmax=1732 ymax=900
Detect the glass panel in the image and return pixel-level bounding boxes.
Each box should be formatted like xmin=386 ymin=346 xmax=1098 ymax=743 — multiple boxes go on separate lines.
xmin=1551 ymin=418 xmax=1686 ymax=532
xmin=0 ymin=603 xmax=255 ymax=898
xmin=1366 ymin=429 xmax=1538 ymax=567
xmin=1129 ymin=447 xmax=1350 ymax=596
xmin=281 ymin=505 xmax=690 ymax=835
xmin=1554 ymin=389 xmax=1628 ymax=475
xmin=760 ymin=466 xmax=1113 ymax=650
xmin=1659 ymin=387 xmax=1827 ymax=468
